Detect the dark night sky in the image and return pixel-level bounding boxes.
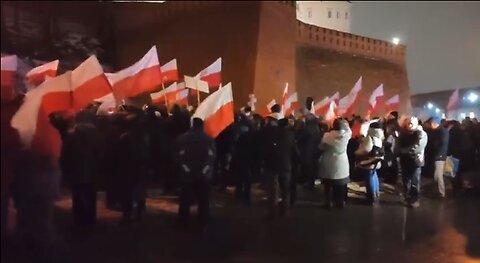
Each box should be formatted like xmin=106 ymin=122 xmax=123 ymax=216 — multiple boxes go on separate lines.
xmin=350 ymin=1 xmax=480 ymax=95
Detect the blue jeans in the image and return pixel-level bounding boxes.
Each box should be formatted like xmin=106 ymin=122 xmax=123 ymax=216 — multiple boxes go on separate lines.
xmin=402 ymin=166 xmax=421 ymax=203
xmin=362 ymin=169 xmax=379 ymax=203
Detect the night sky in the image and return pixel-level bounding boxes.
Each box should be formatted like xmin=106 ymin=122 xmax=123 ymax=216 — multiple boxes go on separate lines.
xmin=350 ymin=1 xmax=480 ymax=95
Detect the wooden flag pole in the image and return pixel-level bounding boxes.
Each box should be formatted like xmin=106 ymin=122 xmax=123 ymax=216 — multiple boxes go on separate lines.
xmin=161 ymin=82 xmax=168 ymax=108
xmin=197 ymin=90 xmax=201 ymax=106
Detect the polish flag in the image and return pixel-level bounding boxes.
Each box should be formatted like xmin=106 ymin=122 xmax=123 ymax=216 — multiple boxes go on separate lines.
xmin=385 ymin=94 xmax=400 ymax=111
xmin=324 ymin=100 xmax=337 ymax=125
xmin=197 ymin=57 xmax=221 ymax=88
xmin=106 ymin=46 xmax=162 ymax=101
xmin=280 ymin=83 xmax=289 ymax=112
xmin=193 ymin=82 xmax=234 ymax=138
xmin=447 ymin=88 xmax=460 ymax=113
xmin=330 ymin=91 xmax=340 ymax=104
xmin=11 ymin=72 xmax=73 ymax=159
xmin=337 ymin=76 xmax=362 ymax=116
xmin=71 ymin=55 xmax=112 ymax=111
xmin=314 ymin=96 xmax=330 ymax=116
xmin=160 ymin=59 xmax=178 ymax=84
xmin=284 ymin=92 xmax=298 ymax=116
xmin=150 ymin=82 xmax=180 ymax=104
xmin=367 ymin=84 xmax=384 ymax=115
xmin=190 ymin=58 xmax=222 ymax=96
xmin=26 ymin=60 xmax=59 ymax=87
xmin=1 ymin=55 xmax=17 ymax=102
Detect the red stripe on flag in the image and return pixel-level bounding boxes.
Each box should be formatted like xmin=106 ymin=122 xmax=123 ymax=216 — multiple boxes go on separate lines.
xmin=73 ymin=75 xmax=112 ymax=111
xmin=204 ymin=101 xmax=234 ymax=138
xmin=112 ymin=66 xmax=162 ymax=101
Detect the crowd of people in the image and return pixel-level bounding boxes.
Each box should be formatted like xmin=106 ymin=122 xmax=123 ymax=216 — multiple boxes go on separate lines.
xmin=2 ymin=97 xmax=480 ymax=255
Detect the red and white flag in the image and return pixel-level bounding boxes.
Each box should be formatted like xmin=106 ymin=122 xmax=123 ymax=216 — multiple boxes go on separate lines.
xmin=196 ymin=57 xmax=221 ymax=88
xmin=284 ymin=92 xmax=299 ymax=116
xmin=314 ymin=96 xmax=331 ymax=116
xmin=26 ymin=60 xmax=59 ymax=87
xmin=330 ymin=91 xmax=340 ymax=104
xmin=367 ymin=83 xmax=384 ymax=115
xmin=150 ymin=82 xmax=181 ymax=104
xmin=72 ymin=55 xmax=112 ymax=111
xmin=385 ymin=94 xmax=400 ymax=111
xmin=337 ymin=76 xmax=362 ymax=116
xmin=193 ymin=82 xmax=234 ymax=138
xmin=11 ymin=71 xmax=73 ymax=159
xmin=106 ymin=46 xmax=162 ymax=101
xmin=447 ymin=88 xmax=460 ymax=113
xmin=324 ymin=100 xmax=337 ymax=125
xmin=1 ymin=55 xmax=17 ymax=101
xmin=160 ymin=59 xmax=178 ymax=83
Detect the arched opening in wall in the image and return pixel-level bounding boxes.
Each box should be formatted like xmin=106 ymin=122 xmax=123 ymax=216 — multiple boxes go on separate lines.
xmin=323 ymin=36 xmax=326 ymax=42
xmin=336 ymin=39 xmax=339 ymax=45
xmin=343 ymin=40 xmax=346 ymax=46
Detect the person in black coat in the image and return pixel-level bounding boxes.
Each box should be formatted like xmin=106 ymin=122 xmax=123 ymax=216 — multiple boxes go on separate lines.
xmin=60 ymin=110 xmax=103 ymax=226
xmin=174 ymin=118 xmax=216 ymax=228
xmin=115 ymin=113 xmax=149 ymax=223
xmin=296 ymin=114 xmax=321 ymax=191
xmin=425 ymin=117 xmax=450 ymax=198
xmin=261 ymin=117 xmax=299 ymax=219
xmin=232 ymin=112 xmax=255 ymax=205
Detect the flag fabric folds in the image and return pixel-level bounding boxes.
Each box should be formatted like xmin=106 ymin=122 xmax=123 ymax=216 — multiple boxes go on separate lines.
xmin=193 ymin=82 xmax=234 ymax=138
xmin=337 ymin=76 xmax=362 ymax=116
xmin=106 ymin=46 xmax=162 ymax=102
xmin=385 ymin=94 xmax=400 ymax=111
xmin=26 ymin=60 xmax=59 ymax=87
xmin=160 ymin=59 xmax=179 ymax=83
xmin=11 ymin=72 xmax=73 ymax=159
xmin=72 ymin=55 xmax=112 ymax=111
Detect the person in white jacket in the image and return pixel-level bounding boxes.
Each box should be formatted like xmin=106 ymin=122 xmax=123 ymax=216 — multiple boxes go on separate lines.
xmin=318 ymin=119 xmax=352 ymax=209
xmin=355 ymin=121 xmax=385 ymax=205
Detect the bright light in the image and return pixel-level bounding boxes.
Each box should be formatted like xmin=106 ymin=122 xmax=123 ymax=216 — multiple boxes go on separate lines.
xmin=467 ymin=93 xmax=478 ymax=103
xmin=427 ymin=102 xmax=434 ymax=109
xmin=470 ymin=112 xmax=475 ymax=118
xmin=460 ymin=113 xmax=466 ymax=119
xmin=392 ymin=37 xmax=400 ymax=45
xmin=435 ymin=108 xmax=440 ymax=113
xmin=442 ymin=113 xmax=446 ymax=119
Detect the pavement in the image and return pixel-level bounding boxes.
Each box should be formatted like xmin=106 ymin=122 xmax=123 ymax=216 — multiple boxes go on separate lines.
xmin=2 ymin=178 xmax=480 ymax=263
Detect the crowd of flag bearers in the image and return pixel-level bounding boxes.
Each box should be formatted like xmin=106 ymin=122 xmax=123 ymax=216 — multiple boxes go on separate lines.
xmin=1 ymin=48 xmax=479 ymax=258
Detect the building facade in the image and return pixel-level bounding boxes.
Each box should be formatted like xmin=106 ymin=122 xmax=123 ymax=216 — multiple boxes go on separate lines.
xmin=296 ymin=1 xmax=351 ymax=33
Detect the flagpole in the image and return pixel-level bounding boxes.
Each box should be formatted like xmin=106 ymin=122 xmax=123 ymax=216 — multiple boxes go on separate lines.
xmin=197 ymin=90 xmax=200 ymax=106
xmin=161 ymin=82 xmax=168 ymax=108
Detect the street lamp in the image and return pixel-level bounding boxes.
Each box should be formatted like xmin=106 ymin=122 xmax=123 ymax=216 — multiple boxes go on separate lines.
xmin=467 ymin=92 xmax=478 ymax=103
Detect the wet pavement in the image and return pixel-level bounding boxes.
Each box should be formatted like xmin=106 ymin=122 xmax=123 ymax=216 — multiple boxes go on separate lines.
xmin=3 ymin=179 xmax=480 ymax=263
